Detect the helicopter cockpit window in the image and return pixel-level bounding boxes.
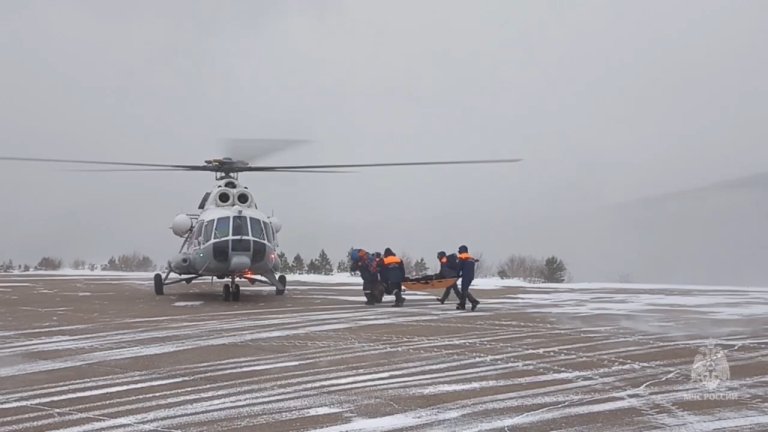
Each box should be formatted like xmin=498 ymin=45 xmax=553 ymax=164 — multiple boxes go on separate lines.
xmin=214 ymin=217 xmax=230 ymax=240
xmin=232 ymin=216 xmax=248 ymax=237
xmin=192 ymin=222 xmax=204 ymax=245
xmin=265 ymin=222 xmax=274 ymax=244
xmin=249 ymin=217 xmax=265 ymax=240
xmin=203 ymin=219 xmax=214 ymax=244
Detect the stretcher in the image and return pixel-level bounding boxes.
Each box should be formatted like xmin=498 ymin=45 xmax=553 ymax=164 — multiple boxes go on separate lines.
xmin=402 ymin=278 xmax=459 ymax=294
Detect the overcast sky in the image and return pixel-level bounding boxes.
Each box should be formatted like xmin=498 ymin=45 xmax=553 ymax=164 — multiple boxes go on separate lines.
xmin=1 ymin=1 xmax=766 ymax=283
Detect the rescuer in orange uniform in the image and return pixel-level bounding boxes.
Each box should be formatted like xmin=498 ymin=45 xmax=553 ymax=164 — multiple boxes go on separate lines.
xmin=377 ymin=247 xmax=406 ymax=307
xmin=456 ymin=245 xmax=480 ymax=311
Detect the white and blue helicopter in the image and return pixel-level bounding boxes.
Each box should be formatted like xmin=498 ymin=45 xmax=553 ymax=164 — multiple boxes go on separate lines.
xmin=0 ymin=140 xmax=521 ymax=302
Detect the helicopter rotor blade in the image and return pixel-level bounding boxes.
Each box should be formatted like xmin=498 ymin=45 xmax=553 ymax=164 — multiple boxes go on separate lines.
xmin=59 ymin=168 xmax=192 ymax=172
xmin=262 ymin=169 xmax=353 ymax=173
xmin=243 ymin=158 xmax=523 ymax=171
xmin=0 ymin=156 xmax=201 ymax=169
xmin=62 ymin=167 xmax=353 ymax=173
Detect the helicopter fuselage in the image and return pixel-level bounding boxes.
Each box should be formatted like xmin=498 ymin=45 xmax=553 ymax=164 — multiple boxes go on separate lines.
xmin=170 ymin=207 xmax=280 ymax=278
xmin=163 ymin=177 xmax=286 ymax=296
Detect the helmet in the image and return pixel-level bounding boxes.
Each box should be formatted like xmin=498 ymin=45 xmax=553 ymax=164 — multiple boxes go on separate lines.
xmin=458 ymin=245 xmax=468 ymax=253
xmin=437 ymin=251 xmax=446 ymax=259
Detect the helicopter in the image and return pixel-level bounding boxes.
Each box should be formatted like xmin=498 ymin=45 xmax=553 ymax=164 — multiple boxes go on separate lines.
xmin=0 ymin=140 xmax=522 ymax=302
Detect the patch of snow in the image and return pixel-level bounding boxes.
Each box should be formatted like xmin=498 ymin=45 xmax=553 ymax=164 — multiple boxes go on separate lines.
xmin=172 ymin=302 xmax=204 ymax=307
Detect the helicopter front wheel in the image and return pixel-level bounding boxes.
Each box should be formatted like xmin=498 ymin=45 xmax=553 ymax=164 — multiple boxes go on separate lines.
xmin=153 ymin=273 xmax=164 ymax=296
xmin=276 ymin=274 xmax=286 ymax=296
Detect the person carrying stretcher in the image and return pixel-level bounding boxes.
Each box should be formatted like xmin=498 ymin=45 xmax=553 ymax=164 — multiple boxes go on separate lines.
xmin=378 ymin=247 xmax=406 ymax=307
xmin=349 ymin=248 xmax=383 ymax=305
xmin=407 ymin=251 xmax=462 ymax=304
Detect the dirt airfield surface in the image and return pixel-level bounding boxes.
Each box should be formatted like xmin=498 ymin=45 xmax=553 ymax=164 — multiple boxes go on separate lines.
xmin=0 ymin=274 xmax=766 ymax=432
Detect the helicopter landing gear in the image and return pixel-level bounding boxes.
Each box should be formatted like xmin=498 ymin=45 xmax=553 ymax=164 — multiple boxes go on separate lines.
xmin=153 ymin=273 xmax=164 ymax=296
xmin=276 ymin=274 xmax=286 ymax=296
xmin=223 ymin=276 xmax=241 ymax=302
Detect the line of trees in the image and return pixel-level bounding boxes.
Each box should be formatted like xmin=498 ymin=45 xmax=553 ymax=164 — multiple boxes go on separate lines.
xmin=275 ymin=249 xmax=569 ymax=283
xmin=496 ymin=254 xmax=569 ymax=283
xmin=277 ymin=249 xmax=336 ymax=275
xmin=101 ymin=253 xmax=156 ymax=272
xmin=0 ymin=253 xmax=159 ymax=273
xmin=275 ymin=249 xmax=435 ymax=277
xmin=3 ymin=249 xmax=570 ymax=283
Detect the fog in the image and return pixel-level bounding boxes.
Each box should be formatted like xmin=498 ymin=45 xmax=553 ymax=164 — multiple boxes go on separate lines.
xmin=1 ymin=1 xmax=766 ymax=284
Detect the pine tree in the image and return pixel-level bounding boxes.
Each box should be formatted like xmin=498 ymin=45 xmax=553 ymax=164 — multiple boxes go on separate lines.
xmin=306 ymin=259 xmax=320 ymax=274
xmin=316 ymin=249 xmax=334 ymax=275
xmin=135 ymin=255 xmax=155 ymax=272
xmin=412 ymin=258 xmax=429 ymax=276
xmin=336 ymin=259 xmax=349 ymax=274
xmin=541 ymin=256 xmax=567 ymax=283
xmin=291 ymin=253 xmax=305 ymax=274
xmin=35 ymin=257 xmax=62 ymax=270
xmin=109 ymin=252 xmax=155 ymax=272
xmin=104 ymin=256 xmax=118 ymax=271
xmin=277 ymin=251 xmax=292 ymax=273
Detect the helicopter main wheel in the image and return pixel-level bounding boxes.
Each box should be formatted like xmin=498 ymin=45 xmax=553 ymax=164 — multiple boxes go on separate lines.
xmin=231 ymin=284 xmax=241 ymax=302
xmin=223 ymin=283 xmax=231 ymax=301
xmin=153 ymin=273 xmax=164 ymax=296
xmin=276 ymin=274 xmax=286 ymax=296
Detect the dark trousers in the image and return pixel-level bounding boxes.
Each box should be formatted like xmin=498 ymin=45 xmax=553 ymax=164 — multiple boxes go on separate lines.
xmin=363 ymin=280 xmax=378 ymax=304
xmin=439 ymin=282 xmax=462 ymax=302
xmin=385 ymin=282 xmax=404 ymax=304
xmin=458 ymin=280 xmax=478 ymax=306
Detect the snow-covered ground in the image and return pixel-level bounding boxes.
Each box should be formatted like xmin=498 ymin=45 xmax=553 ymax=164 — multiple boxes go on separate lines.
xmin=0 ymin=272 xmax=766 ymax=431
xmin=7 ymin=269 xmax=768 ymax=291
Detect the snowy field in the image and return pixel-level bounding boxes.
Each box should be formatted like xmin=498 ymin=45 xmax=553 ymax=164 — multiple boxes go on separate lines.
xmin=0 ymin=271 xmax=766 ymax=431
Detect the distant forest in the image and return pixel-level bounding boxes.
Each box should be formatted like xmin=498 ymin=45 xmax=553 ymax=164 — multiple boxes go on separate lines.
xmin=1 ymin=249 xmax=569 ymax=283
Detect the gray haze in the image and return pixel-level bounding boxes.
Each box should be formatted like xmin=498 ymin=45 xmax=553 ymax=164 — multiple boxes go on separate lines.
xmin=1 ymin=1 xmax=767 ymax=284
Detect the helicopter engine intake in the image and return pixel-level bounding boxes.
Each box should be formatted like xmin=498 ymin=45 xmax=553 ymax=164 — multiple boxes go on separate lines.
xmin=235 ymin=190 xmax=253 ymax=207
xmin=215 ymin=189 xmax=234 ymax=206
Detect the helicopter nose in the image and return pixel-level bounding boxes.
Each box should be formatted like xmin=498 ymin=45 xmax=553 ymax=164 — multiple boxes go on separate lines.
xmin=229 ymin=255 xmax=251 ymax=273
